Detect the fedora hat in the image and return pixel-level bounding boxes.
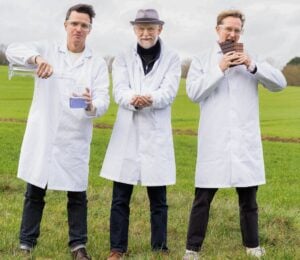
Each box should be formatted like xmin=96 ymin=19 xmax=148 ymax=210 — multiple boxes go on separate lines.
xmin=130 ymin=9 xmax=164 ymax=25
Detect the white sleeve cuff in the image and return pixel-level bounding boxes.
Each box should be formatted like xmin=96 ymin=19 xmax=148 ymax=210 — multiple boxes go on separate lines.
xmin=248 ymin=62 xmax=257 ymax=73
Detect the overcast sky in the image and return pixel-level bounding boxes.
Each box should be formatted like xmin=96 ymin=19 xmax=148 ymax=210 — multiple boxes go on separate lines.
xmin=1 ymin=0 xmax=299 ymax=68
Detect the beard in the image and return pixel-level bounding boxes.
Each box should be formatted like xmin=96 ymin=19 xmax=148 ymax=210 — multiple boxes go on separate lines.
xmin=138 ymin=35 xmax=159 ymax=49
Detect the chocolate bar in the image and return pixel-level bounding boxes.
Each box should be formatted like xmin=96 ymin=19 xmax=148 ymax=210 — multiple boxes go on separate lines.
xmin=219 ymin=41 xmax=244 ymax=67
xmin=219 ymin=40 xmax=243 ymax=54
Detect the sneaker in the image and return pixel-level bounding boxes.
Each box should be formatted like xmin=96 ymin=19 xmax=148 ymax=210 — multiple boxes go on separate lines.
xmin=183 ymin=250 xmax=199 ymax=260
xmin=246 ymin=246 xmax=266 ymax=258
xmin=107 ymin=251 xmax=125 ymax=260
xmin=19 ymin=244 xmax=33 ymax=253
xmin=71 ymin=247 xmax=91 ymax=260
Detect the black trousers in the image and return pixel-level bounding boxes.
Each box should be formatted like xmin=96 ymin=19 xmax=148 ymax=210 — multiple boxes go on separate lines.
xmin=186 ymin=186 xmax=259 ymax=251
xmin=110 ymin=181 xmax=168 ymax=253
xmin=19 ymin=183 xmax=88 ymax=249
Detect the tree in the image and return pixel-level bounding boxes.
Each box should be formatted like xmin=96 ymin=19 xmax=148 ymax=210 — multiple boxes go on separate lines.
xmin=282 ymin=57 xmax=300 ymax=86
xmin=287 ymin=57 xmax=300 ymax=65
xmin=0 ymin=44 xmax=8 ymax=65
xmin=181 ymin=58 xmax=191 ymax=78
xmin=103 ymin=55 xmax=115 ymax=73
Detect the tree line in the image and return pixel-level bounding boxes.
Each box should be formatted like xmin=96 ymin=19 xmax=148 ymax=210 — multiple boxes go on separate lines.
xmin=282 ymin=58 xmax=300 ymax=86
xmin=0 ymin=44 xmax=8 ymax=65
xmin=1 ymin=45 xmax=299 ymax=86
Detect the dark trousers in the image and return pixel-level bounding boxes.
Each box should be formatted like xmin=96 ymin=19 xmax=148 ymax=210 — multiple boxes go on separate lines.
xmin=110 ymin=181 xmax=168 ymax=253
xmin=19 ymin=183 xmax=88 ymax=249
xmin=186 ymin=186 xmax=259 ymax=251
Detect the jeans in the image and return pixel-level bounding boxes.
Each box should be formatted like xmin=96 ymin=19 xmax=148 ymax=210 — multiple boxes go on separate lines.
xmin=186 ymin=186 xmax=259 ymax=251
xmin=110 ymin=181 xmax=168 ymax=253
xmin=19 ymin=183 xmax=88 ymax=249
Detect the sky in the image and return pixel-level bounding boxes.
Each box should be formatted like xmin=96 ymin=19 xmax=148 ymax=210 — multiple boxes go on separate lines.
xmin=1 ymin=0 xmax=299 ymax=69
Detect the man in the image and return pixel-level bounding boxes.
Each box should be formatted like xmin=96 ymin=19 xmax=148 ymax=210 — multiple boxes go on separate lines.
xmin=100 ymin=9 xmax=181 ymax=260
xmin=6 ymin=4 xmax=109 ymax=260
xmin=183 ymin=10 xmax=286 ymax=260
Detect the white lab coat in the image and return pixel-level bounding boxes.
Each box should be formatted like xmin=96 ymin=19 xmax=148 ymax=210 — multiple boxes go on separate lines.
xmin=6 ymin=41 xmax=109 ymax=191
xmin=186 ymin=43 xmax=287 ymax=188
xmin=100 ymin=40 xmax=181 ymax=186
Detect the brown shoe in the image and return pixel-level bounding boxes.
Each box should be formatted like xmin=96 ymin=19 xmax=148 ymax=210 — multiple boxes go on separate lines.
xmin=72 ymin=247 xmax=91 ymax=260
xmin=107 ymin=251 xmax=124 ymax=260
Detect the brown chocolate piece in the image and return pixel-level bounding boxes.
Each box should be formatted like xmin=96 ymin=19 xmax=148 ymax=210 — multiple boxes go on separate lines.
xmin=219 ymin=41 xmax=244 ymax=67
xmin=219 ymin=40 xmax=243 ymax=54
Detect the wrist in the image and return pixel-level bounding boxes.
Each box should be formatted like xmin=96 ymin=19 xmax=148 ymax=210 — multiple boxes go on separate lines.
xmin=34 ymin=55 xmax=41 ymax=65
xmin=247 ymin=62 xmax=257 ymax=74
xmin=85 ymin=104 xmax=93 ymax=111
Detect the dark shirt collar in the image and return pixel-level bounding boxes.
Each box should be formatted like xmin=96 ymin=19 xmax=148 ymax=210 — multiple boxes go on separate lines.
xmin=137 ymin=40 xmax=161 ymax=57
xmin=136 ymin=40 xmax=161 ymax=75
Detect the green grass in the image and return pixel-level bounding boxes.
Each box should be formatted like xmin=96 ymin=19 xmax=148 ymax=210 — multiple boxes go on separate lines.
xmin=0 ymin=65 xmax=300 ymax=259
xmin=1 ymin=65 xmax=300 ymax=138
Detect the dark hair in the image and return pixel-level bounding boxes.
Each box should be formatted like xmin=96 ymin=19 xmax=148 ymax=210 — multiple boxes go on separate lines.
xmin=217 ymin=10 xmax=245 ymax=28
xmin=65 ymin=4 xmax=96 ymax=24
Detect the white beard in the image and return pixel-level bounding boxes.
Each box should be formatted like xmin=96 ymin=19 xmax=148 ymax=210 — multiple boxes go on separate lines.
xmin=138 ymin=36 xmax=159 ymax=49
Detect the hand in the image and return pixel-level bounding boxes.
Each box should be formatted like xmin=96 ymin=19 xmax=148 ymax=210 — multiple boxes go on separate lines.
xmin=233 ymin=52 xmax=252 ymax=68
xmin=35 ymin=56 xmax=53 ymax=79
xmin=130 ymin=95 xmax=153 ymax=109
xmin=219 ymin=51 xmax=243 ymax=72
xmin=138 ymin=95 xmax=153 ymax=108
xmin=82 ymin=88 xmax=94 ymax=111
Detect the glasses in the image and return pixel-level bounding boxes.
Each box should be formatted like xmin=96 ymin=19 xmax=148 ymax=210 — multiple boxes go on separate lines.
xmin=218 ymin=25 xmax=243 ymax=35
xmin=66 ymin=20 xmax=92 ymax=31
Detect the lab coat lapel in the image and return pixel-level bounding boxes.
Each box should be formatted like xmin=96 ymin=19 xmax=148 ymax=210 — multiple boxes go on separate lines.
xmin=73 ymin=47 xmax=92 ymax=68
xmin=58 ymin=43 xmax=92 ymax=69
xmin=58 ymin=43 xmax=72 ymax=68
xmin=132 ymin=45 xmax=144 ymax=94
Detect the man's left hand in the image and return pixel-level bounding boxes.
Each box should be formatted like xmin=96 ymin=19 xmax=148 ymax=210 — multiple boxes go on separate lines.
xmin=82 ymin=88 xmax=94 ymax=111
xmin=234 ymin=52 xmax=252 ymax=68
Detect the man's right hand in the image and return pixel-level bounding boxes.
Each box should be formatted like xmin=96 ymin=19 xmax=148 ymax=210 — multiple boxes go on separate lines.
xmin=35 ymin=56 xmax=53 ymax=79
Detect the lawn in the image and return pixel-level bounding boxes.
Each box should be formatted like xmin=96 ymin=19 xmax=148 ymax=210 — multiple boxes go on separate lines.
xmin=0 ymin=65 xmax=299 ymax=259
xmin=1 ymin=66 xmax=299 ymax=138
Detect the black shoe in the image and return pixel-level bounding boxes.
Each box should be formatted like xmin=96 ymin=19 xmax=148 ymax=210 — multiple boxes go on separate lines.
xmin=72 ymin=247 xmax=91 ymax=260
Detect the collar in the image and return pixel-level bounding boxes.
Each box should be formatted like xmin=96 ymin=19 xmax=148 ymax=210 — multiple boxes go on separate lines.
xmin=132 ymin=37 xmax=164 ymax=55
xmin=58 ymin=41 xmax=92 ymax=58
xmin=137 ymin=40 xmax=160 ymax=56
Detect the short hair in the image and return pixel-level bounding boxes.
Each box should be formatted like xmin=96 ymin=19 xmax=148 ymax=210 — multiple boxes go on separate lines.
xmin=65 ymin=4 xmax=96 ymax=24
xmin=217 ymin=10 xmax=245 ymax=28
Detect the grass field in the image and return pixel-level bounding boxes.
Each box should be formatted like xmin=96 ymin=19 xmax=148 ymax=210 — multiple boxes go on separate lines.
xmin=0 ymin=65 xmax=299 ymax=259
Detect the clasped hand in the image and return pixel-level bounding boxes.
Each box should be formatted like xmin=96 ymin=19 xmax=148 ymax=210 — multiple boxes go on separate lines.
xmin=219 ymin=51 xmax=251 ymax=72
xmin=130 ymin=95 xmax=153 ymax=109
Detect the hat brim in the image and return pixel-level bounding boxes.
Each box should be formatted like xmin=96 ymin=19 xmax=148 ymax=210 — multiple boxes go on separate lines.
xmin=130 ymin=20 xmax=164 ymax=25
